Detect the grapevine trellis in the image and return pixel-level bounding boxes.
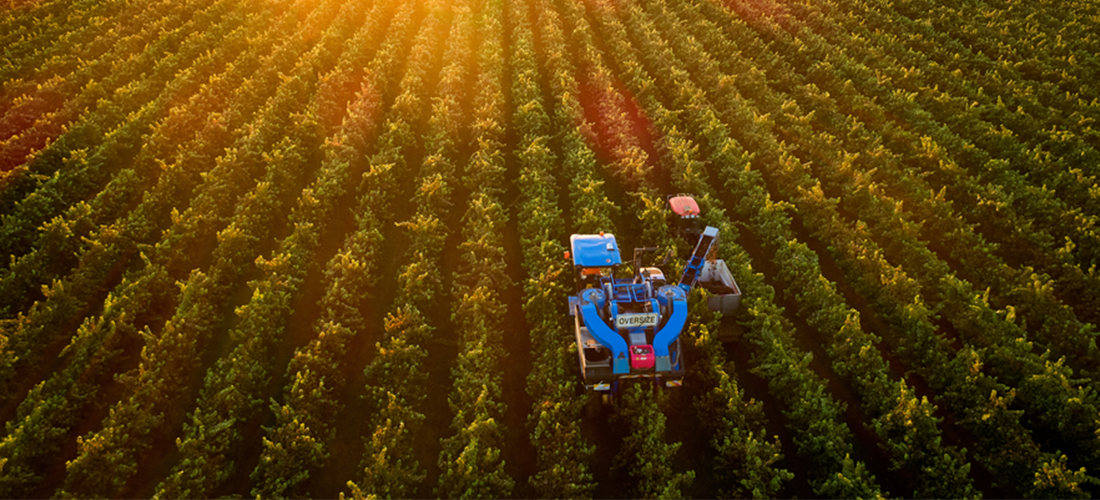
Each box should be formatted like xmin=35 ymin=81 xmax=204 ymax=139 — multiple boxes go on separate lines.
xmin=0 ymin=0 xmax=1098 ymax=496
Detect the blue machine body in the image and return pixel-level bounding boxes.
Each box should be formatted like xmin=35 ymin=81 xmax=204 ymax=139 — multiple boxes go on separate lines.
xmin=567 ymin=226 xmax=741 ymax=393
xmin=568 ymin=196 xmax=743 ymax=399
xmin=571 ymin=234 xmax=623 ymax=267
xmin=568 ymin=233 xmax=688 ymax=388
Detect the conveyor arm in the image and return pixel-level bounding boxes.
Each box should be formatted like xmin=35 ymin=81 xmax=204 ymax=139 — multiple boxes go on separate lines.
xmin=678 ymin=226 xmax=719 ymax=292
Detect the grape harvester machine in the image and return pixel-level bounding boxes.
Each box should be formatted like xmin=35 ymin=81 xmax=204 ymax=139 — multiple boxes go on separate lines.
xmin=567 ymin=195 xmax=741 ymax=397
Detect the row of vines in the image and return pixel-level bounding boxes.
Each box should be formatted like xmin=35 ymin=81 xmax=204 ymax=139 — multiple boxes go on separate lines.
xmin=1 ymin=0 xmax=1098 ymax=496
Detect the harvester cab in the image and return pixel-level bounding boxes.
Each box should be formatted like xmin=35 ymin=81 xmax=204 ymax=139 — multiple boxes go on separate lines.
xmin=567 ymin=195 xmax=742 ymax=398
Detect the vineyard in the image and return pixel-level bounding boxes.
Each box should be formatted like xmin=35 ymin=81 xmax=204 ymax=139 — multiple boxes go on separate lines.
xmin=0 ymin=0 xmax=1099 ymax=496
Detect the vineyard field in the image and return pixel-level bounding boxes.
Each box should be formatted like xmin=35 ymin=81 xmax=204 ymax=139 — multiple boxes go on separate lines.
xmin=1 ymin=0 xmax=1099 ymax=497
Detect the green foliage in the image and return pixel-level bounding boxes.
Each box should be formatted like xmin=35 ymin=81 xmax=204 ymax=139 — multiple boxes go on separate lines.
xmin=611 ymin=384 xmax=695 ymax=499
xmin=253 ymin=405 xmax=326 ymax=499
xmin=1032 ymin=454 xmax=1099 ymax=499
xmin=437 ymin=386 xmax=514 ymax=499
xmin=349 ymin=393 xmax=427 ymax=499
xmin=683 ymin=293 xmax=790 ymax=498
xmin=3 ymin=0 xmax=1100 ymax=496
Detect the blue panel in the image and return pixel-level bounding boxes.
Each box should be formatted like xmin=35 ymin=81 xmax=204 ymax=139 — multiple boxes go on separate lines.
xmin=653 ymin=286 xmax=687 ymax=360
xmin=610 ymin=283 xmax=650 ymax=303
xmin=578 ymin=289 xmax=630 ymax=374
xmin=614 ymin=355 xmax=630 ymax=374
xmin=571 ymin=234 xmax=622 ymax=267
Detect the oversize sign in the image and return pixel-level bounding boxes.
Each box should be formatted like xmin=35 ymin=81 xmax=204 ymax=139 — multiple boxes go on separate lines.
xmin=615 ymin=312 xmax=658 ymax=329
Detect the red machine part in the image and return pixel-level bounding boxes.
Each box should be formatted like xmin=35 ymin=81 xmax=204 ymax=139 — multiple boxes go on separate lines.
xmin=630 ymin=344 xmax=655 ymax=370
xmin=668 ymin=195 xmax=699 ymax=218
